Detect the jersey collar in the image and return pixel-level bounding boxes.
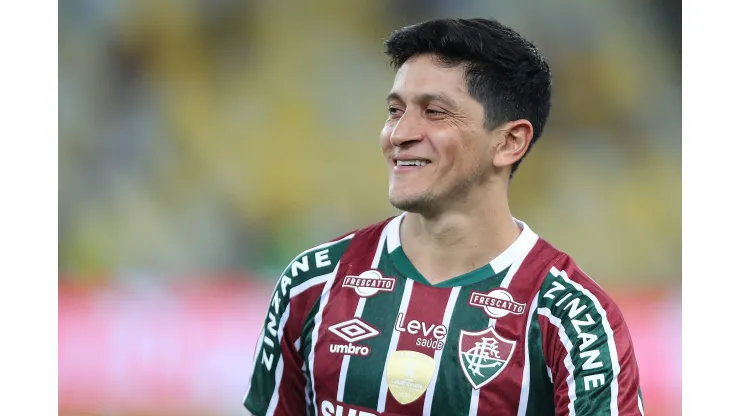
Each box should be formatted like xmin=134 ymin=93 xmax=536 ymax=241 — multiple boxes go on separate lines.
xmin=384 ymin=212 xmax=539 ymax=287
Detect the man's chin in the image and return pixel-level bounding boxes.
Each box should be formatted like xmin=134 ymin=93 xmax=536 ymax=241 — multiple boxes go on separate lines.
xmin=388 ymin=193 xmax=435 ymax=214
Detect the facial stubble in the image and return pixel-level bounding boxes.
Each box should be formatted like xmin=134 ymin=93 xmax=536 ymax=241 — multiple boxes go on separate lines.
xmin=388 ymin=162 xmax=489 ymax=215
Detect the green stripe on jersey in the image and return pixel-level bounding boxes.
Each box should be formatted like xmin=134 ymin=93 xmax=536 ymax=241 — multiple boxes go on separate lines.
xmin=538 ymin=270 xmax=614 ymax=414
xmin=429 ymin=270 xmax=508 ymax=416
xmin=342 ymin=251 xmax=407 ymax=408
xmin=524 ymin=310 xmax=555 ymax=416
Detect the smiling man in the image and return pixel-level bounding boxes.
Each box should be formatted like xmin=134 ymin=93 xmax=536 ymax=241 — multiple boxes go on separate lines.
xmin=244 ymin=18 xmax=644 ymax=416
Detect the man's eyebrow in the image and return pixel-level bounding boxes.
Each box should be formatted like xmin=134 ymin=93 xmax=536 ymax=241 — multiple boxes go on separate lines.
xmin=418 ymin=93 xmax=458 ymax=109
xmin=386 ymin=92 xmax=459 ymax=109
xmin=386 ymin=92 xmax=402 ymax=104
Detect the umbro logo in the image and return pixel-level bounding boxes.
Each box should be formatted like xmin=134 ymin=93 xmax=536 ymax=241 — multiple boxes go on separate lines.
xmin=328 ymin=318 xmax=379 ymax=357
xmin=329 ymin=318 xmax=380 ymax=343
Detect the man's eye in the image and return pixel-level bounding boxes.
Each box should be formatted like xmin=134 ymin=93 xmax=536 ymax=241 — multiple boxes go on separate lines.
xmin=425 ymin=109 xmax=444 ymax=116
xmin=388 ymin=107 xmax=403 ymax=117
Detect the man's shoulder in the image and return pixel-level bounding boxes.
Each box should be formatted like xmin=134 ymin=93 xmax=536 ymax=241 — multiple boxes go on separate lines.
xmin=536 ymin=246 xmax=626 ymax=323
xmin=280 ymin=216 xmax=398 ymax=285
xmin=527 ymin=236 xmax=603 ymax=292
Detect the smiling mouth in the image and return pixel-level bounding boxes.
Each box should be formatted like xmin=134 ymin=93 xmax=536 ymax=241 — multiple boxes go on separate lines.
xmin=395 ymin=159 xmax=431 ymax=167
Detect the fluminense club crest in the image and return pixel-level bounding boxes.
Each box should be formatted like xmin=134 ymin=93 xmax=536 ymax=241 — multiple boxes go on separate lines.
xmin=458 ymin=326 xmax=516 ymax=389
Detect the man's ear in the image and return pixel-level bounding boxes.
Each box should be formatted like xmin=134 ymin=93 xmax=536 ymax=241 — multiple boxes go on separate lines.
xmin=491 ymin=119 xmax=534 ymax=170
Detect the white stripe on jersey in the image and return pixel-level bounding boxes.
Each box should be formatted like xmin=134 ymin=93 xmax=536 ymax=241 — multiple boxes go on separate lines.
xmin=498 ymin=220 xmax=539 ymax=285
xmin=422 ymin=287 xmax=461 ymax=416
xmin=516 ymin=293 xmax=540 ymax=416
xmin=376 ymin=278 xmax=415 ymax=413
xmin=265 ymin=304 xmax=292 ymax=415
xmin=370 ymin=222 xmax=391 ymax=267
xmin=551 ymin=267 xmax=621 ymax=415
xmin=469 ymin=227 xmax=537 ymax=416
xmin=538 ymin=307 xmax=577 ymax=416
xmin=492 ymin=219 xmax=539 ymax=276
xmin=336 ymin=223 xmax=390 ymax=402
xmin=303 ymin=361 xmax=311 ymax=416
xmin=336 ymin=296 xmax=367 ymax=402
xmin=290 ymin=273 xmax=332 ymax=299
xmin=468 ymin=383 xmax=480 ymax=415
xmin=638 ymin=394 xmax=644 ymax=415
xmin=385 ymin=213 xmax=405 ymax=253
xmin=308 ymin=262 xmax=342 ymax=416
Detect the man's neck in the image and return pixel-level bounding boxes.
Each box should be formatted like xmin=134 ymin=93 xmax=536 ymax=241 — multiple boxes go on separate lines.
xmin=399 ymin=192 xmax=522 ymax=285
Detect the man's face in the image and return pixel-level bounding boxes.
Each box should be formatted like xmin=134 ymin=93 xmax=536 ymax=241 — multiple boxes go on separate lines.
xmin=380 ymin=54 xmax=495 ymax=214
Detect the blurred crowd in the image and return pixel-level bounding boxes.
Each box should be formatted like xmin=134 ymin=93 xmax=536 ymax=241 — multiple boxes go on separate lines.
xmin=59 ymin=0 xmax=681 ymax=289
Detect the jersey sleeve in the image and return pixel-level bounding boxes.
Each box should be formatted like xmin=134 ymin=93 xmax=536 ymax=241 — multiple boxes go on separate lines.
xmin=537 ymin=256 xmax=645 ymax=416
xmin=242 ymin=268 xmax=309 ymax=416
xmin=242 ymin=233 xmax=355 ymax=416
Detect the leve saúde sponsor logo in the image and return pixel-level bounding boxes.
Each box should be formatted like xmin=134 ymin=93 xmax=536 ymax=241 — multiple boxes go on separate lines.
xmin=393 ymin=312 xmax=447 ymax=350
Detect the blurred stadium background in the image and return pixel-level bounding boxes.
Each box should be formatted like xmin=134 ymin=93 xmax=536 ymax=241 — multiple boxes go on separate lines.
xmin=59 ymin=0 xmax=681 ymax=415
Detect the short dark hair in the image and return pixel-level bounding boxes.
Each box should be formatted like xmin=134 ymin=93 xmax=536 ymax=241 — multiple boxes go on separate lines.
xmin=384 ymin=18 xmax=552 ymax=177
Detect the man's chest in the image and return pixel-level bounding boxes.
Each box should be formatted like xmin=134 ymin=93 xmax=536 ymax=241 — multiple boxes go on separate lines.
xmin=300 ymin=267 xmax=537 ymax=415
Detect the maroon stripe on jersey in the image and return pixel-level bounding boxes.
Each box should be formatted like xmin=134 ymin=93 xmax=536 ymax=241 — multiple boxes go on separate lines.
xmin=476 ymin=239 xmax=562 ymax=415
xmin=383 ymin=283 xmax=452 ymax=415
xmin=310 ymin=286 xmax=362 ymax=407
xmin=309 ymin=219 xmax=392 ymax=409
xmin=273 ymin=282 xmax=325 ymax=414
xmin=274 ymin=333 xmax=308 ymax=416
xmin=607 ymin=303 xmax=641 ymax=415
xmin=287 ymin=284 xmax=326 ymax=344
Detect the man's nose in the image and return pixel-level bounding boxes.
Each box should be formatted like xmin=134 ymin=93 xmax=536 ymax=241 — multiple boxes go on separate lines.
xmin=389 ymin=112 xmax=424 ymax=147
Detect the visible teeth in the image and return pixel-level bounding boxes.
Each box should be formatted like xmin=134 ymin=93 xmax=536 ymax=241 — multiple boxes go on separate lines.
xmin=397 ymin=160 xmax=429 ymax=166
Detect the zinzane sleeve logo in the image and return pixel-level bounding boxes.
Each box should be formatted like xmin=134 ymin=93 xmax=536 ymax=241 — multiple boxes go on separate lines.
xmin=243 ymin=268 xmax=296 ymax=416
xmin=243 ymin=234 xmax=354 ymax=416
xmin=538 ymin=266 xmax=627 ymax=415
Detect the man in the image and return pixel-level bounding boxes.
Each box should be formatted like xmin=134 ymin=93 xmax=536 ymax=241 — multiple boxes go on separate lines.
xmin=243 ymin=17 xmax=644 ymax=416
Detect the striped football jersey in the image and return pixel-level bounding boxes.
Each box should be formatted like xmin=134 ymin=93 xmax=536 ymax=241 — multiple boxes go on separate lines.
xmin=243 ymin=214 xmax=644 ymax=416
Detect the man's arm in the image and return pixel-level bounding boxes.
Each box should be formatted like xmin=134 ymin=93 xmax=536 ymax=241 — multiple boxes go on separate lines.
xmin=537 ymin=258 xmax=645 ymax=415
xmin=243 ymin=233 xmax=355 ymax=416
xmin=242 ymin=271 xmax=309 ymax=416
